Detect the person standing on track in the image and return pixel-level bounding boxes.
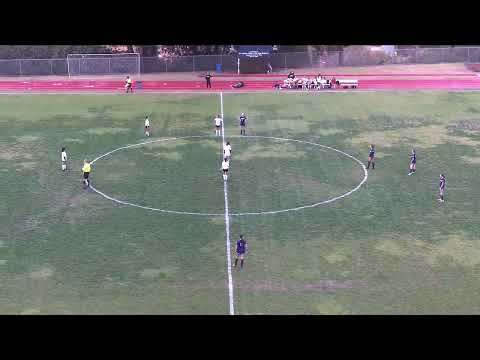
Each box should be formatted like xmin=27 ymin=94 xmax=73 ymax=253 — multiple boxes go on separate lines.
xmin=233 ymin=235 xmax=248 ymax=270
xmin=438 ymin=174 xmax=446 ymax=203
xmin=125 ymin=76 xmax=133 ymax=93
xmin=205 ymin=72 xmax=212 ymax=89
xmin=82 ymin=159 xmax=91 ymax=188
xmin=144 ymin=115 xmax=150 ymax=137
xmin=239 ymin=112 xmax=247 ymax=135
xmin=61 ymin=147 xmax=68 ymax=171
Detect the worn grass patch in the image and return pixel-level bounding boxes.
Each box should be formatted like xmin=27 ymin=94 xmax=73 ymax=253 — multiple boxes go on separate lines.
xmin=29 ymin=267 xmax=54 ymax=279
xmin=86 ymin=127 xmax=130 ymax=135
xmin=317 ymin=128 xmax=345 ymax=136
xmin=351 ymin=125 xmax=480 ymax=148
xmin=144 ymin=151 xmax=182 ymax=161
xmin=461 ymin=156 xmax=480 ymax=164
xmin=143 ymin=139 xmax=189 ymax=149
xmin=235 ymin=142 xmax=305 ymax=161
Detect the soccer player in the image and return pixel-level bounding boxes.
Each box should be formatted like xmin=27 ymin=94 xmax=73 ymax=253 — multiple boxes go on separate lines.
xmin=366 ymin=144 xmax=375 ymax=170
xmin=214 ymin=114 xmax=222 ymax=136
xmin=61 ymin=147 xmax=67 ymax=171
xmin=221 ymin=157 xmax=229 ymax=181
xmin=408 ymin=149 xmax=417 ymax=175
xmin=144 ymin=116 xmax=150 ymax=137
xmin=224 ymin=141 xmax=232 ymax=160
xmin=233 ymin=235 xmax=248 ymax=270
xmin=125 ymin=76 xmax=133 ymax=93
xmin=438 ymin=174 xmax=446 ymax=202
xmin=82 ymin=159 xmax=91 ymax=188
xmin=239 ymin=112 xmax=247 ymax=135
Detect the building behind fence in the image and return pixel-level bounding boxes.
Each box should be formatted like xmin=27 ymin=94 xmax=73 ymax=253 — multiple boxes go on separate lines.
xmin=2 ymin=47 xmax=480 ymax=76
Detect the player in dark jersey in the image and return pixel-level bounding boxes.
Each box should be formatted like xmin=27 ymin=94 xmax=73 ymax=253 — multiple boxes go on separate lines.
xmin=366 ymin=144 xmax=375 ymax=170
xmin=239 ymin=113 xmax=247 ymax=135
xmin=408 ymin=149 xmax=417 ymax=175
xmin=233 ymin=235 xmax=248 ymax=270
xmin=438 ymin=174 xmax=446 ymax=202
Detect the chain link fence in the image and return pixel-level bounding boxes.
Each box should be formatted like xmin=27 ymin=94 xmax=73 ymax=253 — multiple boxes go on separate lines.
xmin=2 ymin=47 xmax=480 ymax=76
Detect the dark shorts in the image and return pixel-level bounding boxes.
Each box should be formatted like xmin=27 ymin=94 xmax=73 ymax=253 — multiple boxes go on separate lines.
xmin=223 ymin=169 xmax=229 ymax=173
xmin=240 ymin=124 xmax=246 ymax=127
xmin=216 ymin=125 xmax=221 ymax=129
xmin=83 ymin=172 xmax=89 ymax=179
xmin=368 ymin=156 xmax=375 ymax=161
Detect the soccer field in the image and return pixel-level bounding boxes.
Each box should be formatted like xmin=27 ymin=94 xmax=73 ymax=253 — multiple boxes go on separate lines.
xmin=2 ymin=91 xmax=480 ymax=314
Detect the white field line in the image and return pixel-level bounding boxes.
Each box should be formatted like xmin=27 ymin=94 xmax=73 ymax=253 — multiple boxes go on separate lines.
xmin=88 ymin=135 xmax=368 ymax=216
xmin=220 ymin=92 xmax=235 ymax=315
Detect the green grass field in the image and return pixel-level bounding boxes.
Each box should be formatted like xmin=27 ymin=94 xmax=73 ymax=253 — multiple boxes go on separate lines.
xmin=2 ymin=91 xmax=480 ymax=314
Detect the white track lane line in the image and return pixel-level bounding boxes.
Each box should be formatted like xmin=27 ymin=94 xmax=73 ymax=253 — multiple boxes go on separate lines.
xmin=220 ymin=92 xmax=235 ymax=315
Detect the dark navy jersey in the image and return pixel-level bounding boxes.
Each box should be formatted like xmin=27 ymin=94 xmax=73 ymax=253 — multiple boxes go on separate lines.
xmin=439 ymin=178 xmax=446 ymax=189
xmin=239 ymin=115 xmax=247 ymax=126
xmin=236 ymin=239 xmax=247 ymax=254
xmin=410 ymin=153 xmax=417 ymax=164
xmin=369 ymin=148 xmax=375 ymax=157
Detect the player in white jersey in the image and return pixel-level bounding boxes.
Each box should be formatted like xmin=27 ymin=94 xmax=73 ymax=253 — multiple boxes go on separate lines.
xmin=214 ymin=114 xmax=222 ymax=136
xmin=61 ymin=147 xmax=67 ymax=171
xmin=221 ymin=157 xmax=230 ymax=181
xmin=144 ymin=116 xmax=150 ymax=137
xmin=224 ymin=141 xmax=232 ymax=160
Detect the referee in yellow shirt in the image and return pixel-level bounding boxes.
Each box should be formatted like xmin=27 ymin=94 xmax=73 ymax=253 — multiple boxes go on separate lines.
xmin=125 ymin=76 xmax=133 ymax=93
xmin=82 ymin=159 xmax=91 ymax=187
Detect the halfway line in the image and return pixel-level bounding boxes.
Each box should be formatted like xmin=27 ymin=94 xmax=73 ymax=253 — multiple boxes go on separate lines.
xmin=220 ymin=92 xmax=235 ymax=315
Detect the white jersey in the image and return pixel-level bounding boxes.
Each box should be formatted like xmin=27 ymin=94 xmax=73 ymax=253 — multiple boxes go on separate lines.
xmin=222 ymin=160 xmax=230 ymax=170
xmin=224 ymin=143 xmax=232 ymax=152
xmin=61 ymin=151 xmax=67 ymax=162
xmin=224 ymin=148 xmax=231 ymax=157
xmin=145 ymin=118 xmax=150 ymax=127
xmin=215 ymin=117 xmax=222 ymax=127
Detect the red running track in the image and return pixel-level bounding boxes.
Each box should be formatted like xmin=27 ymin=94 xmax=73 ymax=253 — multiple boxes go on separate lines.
xmin=1 ymin=79 xmax=480 ymax=92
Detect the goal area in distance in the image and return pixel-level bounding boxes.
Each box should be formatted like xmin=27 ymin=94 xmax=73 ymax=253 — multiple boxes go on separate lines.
xmin=67 ymin=53 xmax=140 ymax=78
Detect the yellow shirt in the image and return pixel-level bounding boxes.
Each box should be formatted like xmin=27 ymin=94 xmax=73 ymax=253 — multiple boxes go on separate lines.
xmin=126 ymin=78 xmax=132 ymax=85
xmin=82 ymin=163 xmax=91 ymax=173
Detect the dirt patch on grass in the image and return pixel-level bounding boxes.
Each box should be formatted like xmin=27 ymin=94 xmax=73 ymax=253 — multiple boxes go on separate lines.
xmin=426 ymin=234 xmax=480 ymax=267
xmin=375 ymin=233 xmax=480 ymax=268
xmin=143 ymin=139 xmax=189 ymax=149
xmin=324 ymin=253 xmax=349 ymax=264
xmin=236 ymin=142 xmax=306 ymax=161
xmin=351 ymin=125 xmax=480 ymax=149
xmin=317 ymin=128 xmax=345 ymax=136
xmin=64 ymin=138 xmax=85 ymax=144
xmin=15 ymin=135 xmax=40 ymax=143
xmin=0 ymin=147 xmax=34 ymax=161
xmin=375 ymin=239 xmax=409 ymax=257
xmin=15 ymin=162 xmax=37 ymax=171
xmin=143 ymin=151 xmax=182 ymax=161
xmin=86 ymin=127 xmax=130 ymax=135
xmin=29 ymin=267 xmax=54 ymax=279
xmin=461 ymin=156 xmax=480 ymax=164
xmin=19 ymin=309 xmax=42 ymax=315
